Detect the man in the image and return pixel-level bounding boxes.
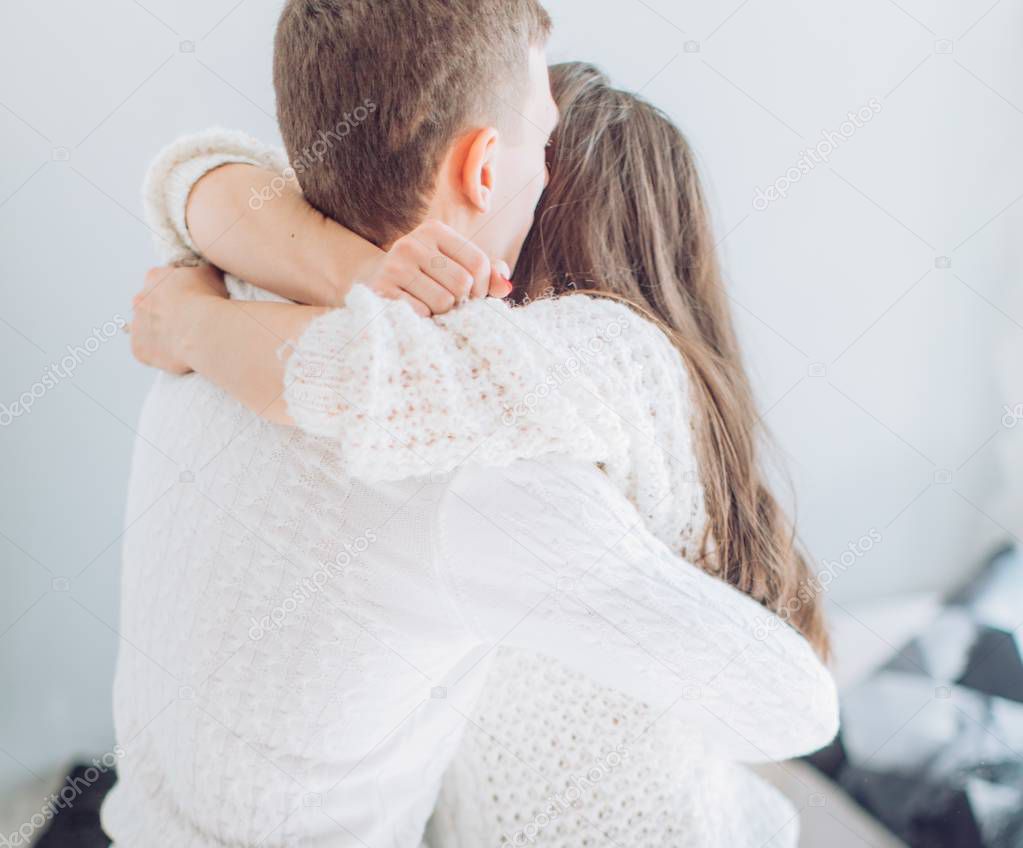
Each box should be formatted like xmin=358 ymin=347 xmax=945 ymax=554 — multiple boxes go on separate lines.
xmin=104 ymin=2 xmax=836 ymax=846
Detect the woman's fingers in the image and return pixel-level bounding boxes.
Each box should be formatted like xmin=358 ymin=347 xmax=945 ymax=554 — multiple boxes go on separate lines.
xmin=396 ymin=291 xmax=431 ymax=318
xmin=422 ymin=254 xmax=474 ymax=302
xmin=406 ymin=239 xmax=472 ymax=302
xmin=401 ymin=271 xmax=457 ymax=315
xmin=421 ymin=220 xmax=491 ymax=300
xmin=372 ymin=281 xmax=431 ymax=317
xmin=488 ymin=259 xmax=514 ymax=299
xmin=129 ymin=265 xmax=224 ymax=373
xmin=370 ymin=220 xmax=510 ymax=316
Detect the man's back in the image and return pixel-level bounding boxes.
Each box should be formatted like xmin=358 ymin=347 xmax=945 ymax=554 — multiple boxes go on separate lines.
xmin=102 ymin=370 xmax=485 ymax=847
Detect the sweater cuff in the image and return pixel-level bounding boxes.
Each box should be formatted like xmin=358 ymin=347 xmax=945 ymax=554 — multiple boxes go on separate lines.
xmin=142 ymin=128 xmax=290 ymax=264
xmin=164 ymin=153 xmax=263 ymax=256
xmin=282 ymin=285 xmax=391 ymax=436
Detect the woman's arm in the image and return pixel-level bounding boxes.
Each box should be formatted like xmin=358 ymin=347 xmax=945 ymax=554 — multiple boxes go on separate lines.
xmin=144 ymin=128 xmax=499 ymax=312
xmin=185 ymin=163 xmax=381 ymax=307
xmin=145 ymin=127 xmax=379 ymax=306
xmin=131 ymin=261 xmax=689 ymax=496
xmin=131 ymin=263 xmax=318 ymax=422
xmin=132 ymin=207 xmax=517 ymax=420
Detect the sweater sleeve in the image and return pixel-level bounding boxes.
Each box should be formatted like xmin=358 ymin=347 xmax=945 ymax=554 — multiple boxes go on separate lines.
xmin=142 ymin=127 xmax=289 ymax=264
xmin=438 ymin=458 xmax=841 ymax=763
xmin=284 ymin=284 xmax=687 ymax=486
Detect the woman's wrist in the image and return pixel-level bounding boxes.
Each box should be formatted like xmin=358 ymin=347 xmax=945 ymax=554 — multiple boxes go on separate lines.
xmin=315 ymin=215 xmax=385 ymax=306
xmin=178 ymin=291 xmax=228 ymax=373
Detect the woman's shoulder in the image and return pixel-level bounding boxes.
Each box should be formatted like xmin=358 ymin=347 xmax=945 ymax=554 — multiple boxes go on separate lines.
xmin=517 ymin=292 xmax=683 ymax=366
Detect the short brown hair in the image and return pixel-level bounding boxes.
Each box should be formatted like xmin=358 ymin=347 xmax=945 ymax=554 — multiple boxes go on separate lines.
xmin=274 ymin=0 xmax=552 ymax=246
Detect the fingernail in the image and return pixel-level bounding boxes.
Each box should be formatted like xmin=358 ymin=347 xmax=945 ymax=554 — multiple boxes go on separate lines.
xmin=496 ymin=260 xmax=512 ymax=279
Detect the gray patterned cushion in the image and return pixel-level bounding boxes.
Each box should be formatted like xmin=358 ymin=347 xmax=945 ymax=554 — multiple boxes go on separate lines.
xmin=808 ymin=546 xmax=1023 ymax=848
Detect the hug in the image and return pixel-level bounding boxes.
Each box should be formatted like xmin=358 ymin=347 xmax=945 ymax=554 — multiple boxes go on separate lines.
xmin=113 ymin=2 xmax=837 ymax=845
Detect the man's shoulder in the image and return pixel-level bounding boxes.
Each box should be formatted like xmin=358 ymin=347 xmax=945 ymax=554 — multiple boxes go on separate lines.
xmin=135 ymin=368 xmax=296 ymax=470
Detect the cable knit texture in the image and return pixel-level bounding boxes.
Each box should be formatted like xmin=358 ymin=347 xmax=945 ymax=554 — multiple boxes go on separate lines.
xmin=284 ymin=284 xmax=707 ymax=558
xmin=110 ymin=128 xmax=840 ymax=848
xmin=427 ymin=652 xmax=801 ymax=848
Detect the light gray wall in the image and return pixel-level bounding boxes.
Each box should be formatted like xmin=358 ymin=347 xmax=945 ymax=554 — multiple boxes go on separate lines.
xmin=1 ymin=0 xmax=1019 ymax=795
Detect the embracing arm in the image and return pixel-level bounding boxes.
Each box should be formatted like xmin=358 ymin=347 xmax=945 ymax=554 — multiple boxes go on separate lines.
xmin=137 ymin=130 xmax=687 ymax=489
xmin=133 ymin=264 xmax=684 ymax=488
xmin=143 ymin=127 xmax=377 ymax=305
xmin=439 ymin=459 xmax=840 ymax=763
xmin=184 ymin=163 xmax=380 ymax=306
xmin=133 ymin=264 xmax=321 ymax=419
xmin=137 ymin=128 xmax=521 ymax=417
xmin=144 ymin=128 xmax=499 ymax=310
xmin=133 ymin=203 xmax=518 ymax=421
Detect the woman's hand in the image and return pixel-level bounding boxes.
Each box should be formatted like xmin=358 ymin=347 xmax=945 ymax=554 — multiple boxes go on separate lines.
xmin=357 ymin=219 xmax=514 ymax=317
xmin=130 ymin=264 xmax=228 ymax=374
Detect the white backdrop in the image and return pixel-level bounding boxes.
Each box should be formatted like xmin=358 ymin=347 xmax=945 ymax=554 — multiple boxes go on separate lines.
xmin=1 ymin=0 xmax=1020 ymax=796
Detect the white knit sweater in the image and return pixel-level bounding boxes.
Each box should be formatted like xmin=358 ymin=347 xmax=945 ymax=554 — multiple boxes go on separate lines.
xmin=117 ymin=128 xmax=839 ymax=848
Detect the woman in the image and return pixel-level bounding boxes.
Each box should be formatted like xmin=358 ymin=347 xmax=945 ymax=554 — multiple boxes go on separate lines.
xmin=132 ymin=63 xmax=833 ymax=845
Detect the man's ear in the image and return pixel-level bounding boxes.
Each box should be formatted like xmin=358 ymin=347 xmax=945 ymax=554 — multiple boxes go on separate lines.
xmin=460 ymin=127 xmax=500 ymax=214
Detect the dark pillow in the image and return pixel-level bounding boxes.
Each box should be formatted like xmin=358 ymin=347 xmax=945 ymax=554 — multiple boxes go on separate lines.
xmin=34 ymin=763 xmax=116 ymax=848
xmin=807 ymin=546 xmax=1023 ymax=848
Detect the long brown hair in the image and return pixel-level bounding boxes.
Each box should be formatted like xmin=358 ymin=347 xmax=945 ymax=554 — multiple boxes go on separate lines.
xmin=516 ymin=62 xmax=830 ymax=658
